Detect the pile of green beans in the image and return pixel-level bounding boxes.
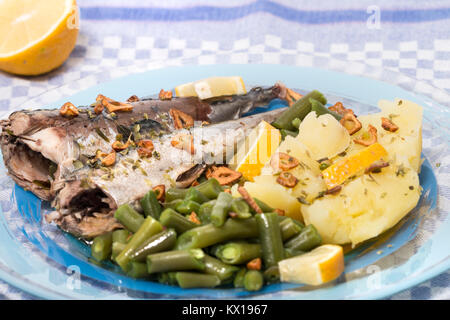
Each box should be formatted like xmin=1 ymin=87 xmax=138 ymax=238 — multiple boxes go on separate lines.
xmin=90 ymin=178 xmax=322 ymax=291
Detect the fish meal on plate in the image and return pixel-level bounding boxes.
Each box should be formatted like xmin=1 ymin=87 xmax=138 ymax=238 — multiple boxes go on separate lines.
xmin=0 ymin=75 xmax=423 ymax=291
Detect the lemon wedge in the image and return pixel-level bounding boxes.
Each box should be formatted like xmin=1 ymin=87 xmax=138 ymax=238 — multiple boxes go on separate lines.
xmin=175 ymin=76 xmax=246 ymax=100
xmin=229 ymin=121 xmax=281 ymax=181
xmin=0 ymin=0 xmax=79 ymax=75
xmin=278 ymin=244 xmax=345 ymax=286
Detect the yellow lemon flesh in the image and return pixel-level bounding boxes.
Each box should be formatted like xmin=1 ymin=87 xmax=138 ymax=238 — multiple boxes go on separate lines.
xmin=278 ymin=244 xmax=345 ymax=286
xmin=0 ymin=0 xmax=79 ymax=76
xmin=229 ymin=120 xmax=281 ymax=181
xmin=175 ymin=76 xmax=246 ymax=100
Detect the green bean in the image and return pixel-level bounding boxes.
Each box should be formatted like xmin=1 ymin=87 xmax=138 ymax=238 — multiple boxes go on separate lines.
xmin=140 ymin=190 xmax=162 ymax=220
xmin=198 ymin=200 xmax=216 ymax=224
xmin=114 ymin=204 xmax=145 ymax=233
xmin=175 ymin=218 xmax=259 ymax=250
xmin=291 ymin=117 xmax=301 ymax=129
xmin=244 ymin=270 xmax=264 ymax=291
xmin=165 ymin=179 xmax=222 ymax=202
xmin=167 ymin=272 xmax=178 ymax=285
xmin=203 ymin=255 xmax=239 ymax=282
xmin=310 ymin=98 xmax=342 ymax=121
xmin=130 ymin=229 xmax=177 ymax=262
xmin=263 ymin=266 xmax=280 ymax=283
xmin=159 ymin=208 xmax=198 ymax=234
xmin=115 ymin=216 xmax=163 ymax=271
xmin=175 ymin=200 xmax=201 ymax=215
xmin=284 ymin=247 xmax=306 ymax=258
xmin=280 ymin=221 xmax=303 ymax=242
xmin=112 ymin=229 xmax=130 ymax=244
xmin=292 ymin=219 xmax=305 ymax=229
xmin=91 ymin=232 xmax=113 ymax=261
xmin=163 ymin=199 xmax=183 ymax=210
xmin=157 ymin=272 xmax=178 ymax=285
xmin=127 ymin=261 xmax=149 ymax=279
xmin=272 ymin=90 xmax=327 ymax=131
xmin=214 ymin=242 xmax=262 ymax=265
xmin=194 ymin=178 xmax=223 ymax=199
xmin=255 ymin=213 xmax=285 ymax=268
xmin=264 ymin=218 xmax=304 ymax=243
xmin=208 ymin=244 xmax=221 ymax=257
xmin=277 ymin=215 xmax=305 ymax=240
xmin=146 ymin=249 xmax=205 ymax=274
xmin=280 ymin=129 xmax=299 ymax=140
xmin=280 ymin=218 xmax=303 ymax=241
xmin=252 ymin=198 xmax=274 ymax=214
xmin=157 ymin=272 xmax=168 ymax=284
xmin=230 ymin=198 xmax=251 ymax=219
xmin=175 ymin=216 xmax=294 ymax=252
xmin=175 ymin=272 xmax=220 ymax=289
xmin=165 ymin=188 xmax=189 ymax=202
xmin=111 ymin=241 xmax=126 ymax=260
xmin=210 ymin=192 xmax=233 ymax=227
xmin=184 ymin=188 xmax=209 ymax=204
xmin=284 ymin=224 xmax=322 ymax=252
xmin=233 ymin=268 xmax=247 ymax=288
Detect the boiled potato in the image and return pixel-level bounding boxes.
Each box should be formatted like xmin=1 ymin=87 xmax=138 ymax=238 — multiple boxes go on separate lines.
xmin=301 ymin=99 xmax=423 ymax=246
xmin=233 ymin=98 xmax=423 ymax=247
xmin=296 ymin=112 xmax=350 ymax=160
xmin=302 ymin=162 xmax=421 ymax=246
xmin=261 ymin=136 xmax=326 ymax=203
xmin=355 ymin=99 xmax=423 ymax=172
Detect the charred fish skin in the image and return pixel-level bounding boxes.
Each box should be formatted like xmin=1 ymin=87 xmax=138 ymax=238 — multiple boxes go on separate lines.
xmin=206 ymin=84 xmax=284 ymax=123
xmin=1 ymin=83 xmax=284 ymax=138
xmin=0 ymin=83 xmax=287 ymax=203
xmin=49 ymin=108 xmax=287 ymax=239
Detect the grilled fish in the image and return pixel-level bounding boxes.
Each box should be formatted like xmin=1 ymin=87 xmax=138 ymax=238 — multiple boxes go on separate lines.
xmin=1 ymin=84 xmax=286 ymax=201
xmin=46 ymin=107 xmax=287 ymax=238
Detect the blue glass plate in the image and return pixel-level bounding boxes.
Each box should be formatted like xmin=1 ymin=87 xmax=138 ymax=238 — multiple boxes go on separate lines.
xmin=0 ymin=61 xmax=448 ymax=299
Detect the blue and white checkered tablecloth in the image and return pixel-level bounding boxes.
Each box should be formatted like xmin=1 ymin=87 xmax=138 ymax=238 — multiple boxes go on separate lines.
xmin=0 ymin=0 xmax=449 ymax=300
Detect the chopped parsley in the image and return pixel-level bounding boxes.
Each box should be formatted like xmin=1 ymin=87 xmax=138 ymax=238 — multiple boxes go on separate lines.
xmin=153 ymin=150 xmax=161 ymax=160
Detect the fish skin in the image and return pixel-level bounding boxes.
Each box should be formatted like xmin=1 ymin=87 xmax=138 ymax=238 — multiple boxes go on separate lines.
xmin=0 ymin=84 xmax=285 ymax=201
xmin=50 ymin=108 xmax=287 ymax=238
xmin=205 ymin=85 xmax=284 ymax=123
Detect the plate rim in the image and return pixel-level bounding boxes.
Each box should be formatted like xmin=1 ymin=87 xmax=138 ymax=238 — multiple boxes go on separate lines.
xmin=0 ymin=62 xmax=449 ymax=300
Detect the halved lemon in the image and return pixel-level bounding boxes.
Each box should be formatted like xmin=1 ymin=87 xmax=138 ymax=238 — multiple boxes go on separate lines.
xmin=175 ymin=76 xmax=246 ymax=100
xmin=0 ymin=0 xmax=79 ymax=76
xmin=229 ymin=120 xmax=281 ymax=181
xmin=278 ymin=244 xmax=345 ymax=286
